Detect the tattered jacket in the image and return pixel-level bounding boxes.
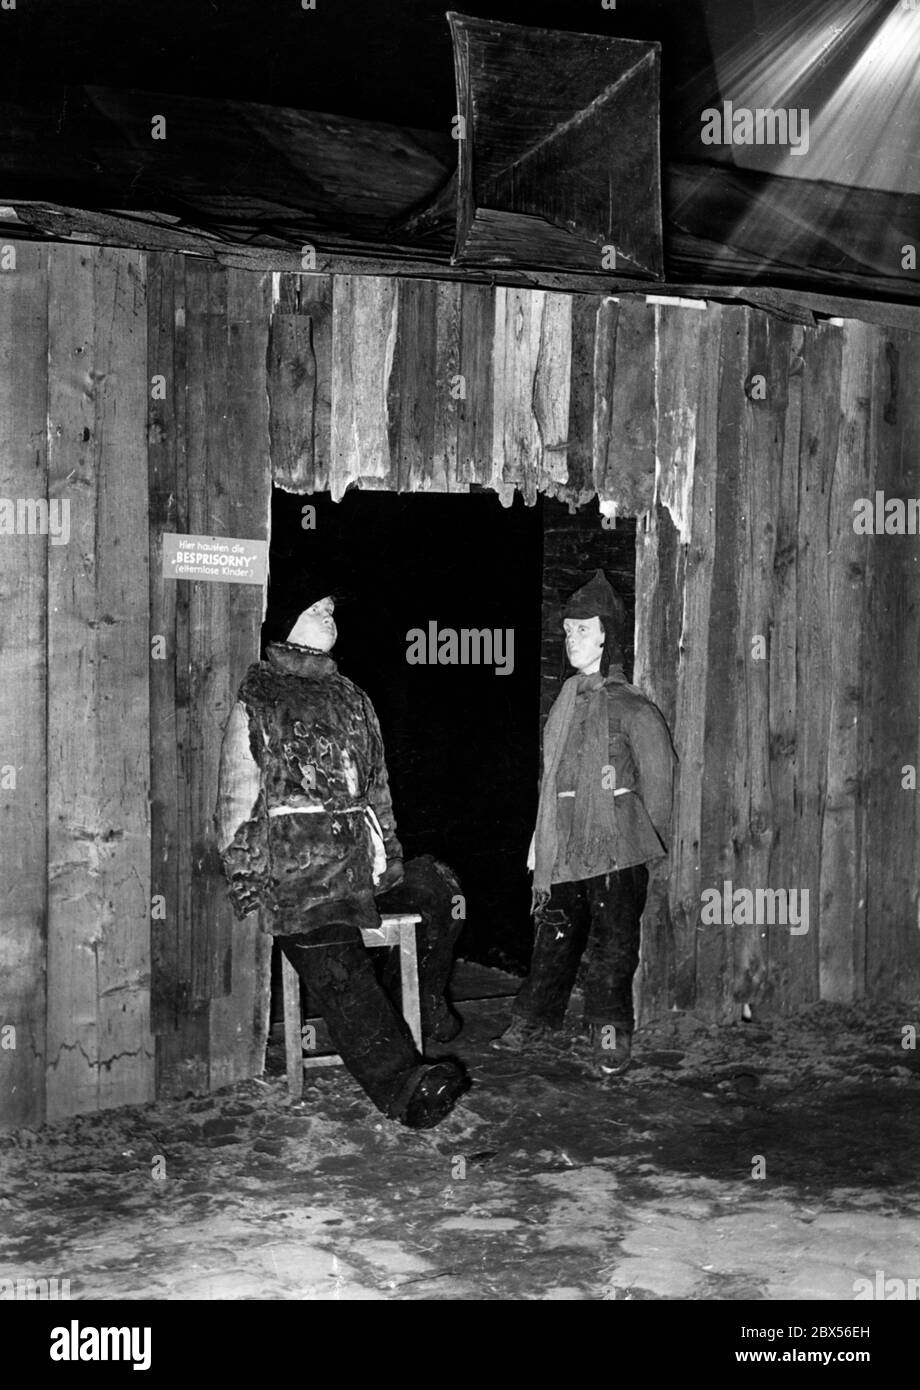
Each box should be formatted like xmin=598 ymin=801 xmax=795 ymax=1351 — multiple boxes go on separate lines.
xmin=215 ymin=642 xmax=403 ymax=935
xmin=535 ymin=666 xmax=677 ymax=884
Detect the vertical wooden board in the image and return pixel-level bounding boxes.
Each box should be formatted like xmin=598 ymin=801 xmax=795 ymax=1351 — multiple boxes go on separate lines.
xmin=634 ymin=504 xmax=683 ymax=727
xmin=696 ymin=306 xmax=748 ymax=1020
xmin=490 ymin=288 xmax=571 ymax=505
xmin=297 ymin=275 xmax=333 ymax=494
xmin=491 ymin=287 xmax=538 ymax=503
xmin=793 ymin=322 xmax=843 ymax=1009
xmin=0 ymin=242 xmax=48 ymax=1127
xmin=733 ymin=312 xmax=790 ymax=1014
xmin=148 ymin=254 xmax=185 ymax=1035
xmin=671 ymin=304 xmax=722 ymax=1010
xmin=268 ymin=298 xmax=318 ymax=492
xmin=208 ymin=268 xmax=273 ymax=1086
xmin=387 ymin=278 xmax=438 ymax=493
xmin=818 ymin=319 xmax=874 ymax=1003
xmin=592 ymin=296 xmax=619 ymax=511
xmin=532 ymin=293 xmax=573 ymax=500
xmin=184 ymin=262 xmax=232 ymax=1004
xmin=432 ymin=280 xmax=462 ymax=491
xmin=864 ymin=328 xmax=920 ymax=1000
xmin=898 ymin=330 xmax=920 ymax=999
xmin=46 ymin=246 xmax=154 ymax=1121
xmin=634 ymin=503 xmax=682 ymax=1024
xmin=152 ymin=256 xmax=206 ymax=1097
xmin=268 ymin=272 xmax=333 ymax=495
xmin=596 ymin=297 xmax=657 ymax=517
xmin=766 ymin=325 xmax=803 ymax=1013
xmin=457 ymin=282 xmax=495 ymax=488
xmin=330 ymin=277 xmax=397 ymax=500
xmin=562 ymin=293 xmax=600 ymax=508
xmin=655 ymin=303 xmax=705 ymax=547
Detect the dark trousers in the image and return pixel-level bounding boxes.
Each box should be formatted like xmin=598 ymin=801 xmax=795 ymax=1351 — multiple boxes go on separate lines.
xmin=278 ymin=856 xmax=462 ymax=1119
xmin=513 ymin=865 xmax=649 ymax=1033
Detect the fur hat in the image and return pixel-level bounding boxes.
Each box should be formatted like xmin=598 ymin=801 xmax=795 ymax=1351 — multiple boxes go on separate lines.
xmin=266 ymin=574 xmax=351 ymax=645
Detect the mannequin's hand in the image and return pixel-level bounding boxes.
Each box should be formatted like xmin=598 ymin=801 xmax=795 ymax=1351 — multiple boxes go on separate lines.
xmin=375 ymin=859 xmax=405 ymax=893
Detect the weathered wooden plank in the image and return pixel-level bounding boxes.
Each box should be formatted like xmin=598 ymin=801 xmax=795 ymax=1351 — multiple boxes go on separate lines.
xmin=0 ymin=241 xmax=48 ymax=1128
xmin=634 ymin=501 xmax=682 ymax=1025
xmin=268 ymin=273 xmax=333 ymax=494
xmin=432 ymin=279 xmax=463 ymax=491
xmin=45 ymin=246 xmax=107 ymax=1119
xmin=793 ymin=322 xmax=843 ymax=1009
xmin=330 ymin=276 xmax=397 ymax=500
xmin=591 ymin=297 xmax=620 ymax=512
xmin=387 ymin=278 xmax=438 ymax=493
xmin=863 ymin=327 xmax=920 ymax=1001
xmin=296 ymin=275 xmax=333 ymax=494
xmin=559 ymin=294 xmax=600 ymax=509
xmin=148 ymin=256 xmax=216 ymax=1098
xmin=670 ymin=304 xmax=722 ymax=1010
xmin=696 ymin=305 xmax=747 ymax=1021
xmin=655 ymin=303 xmax=705 ymax=548
xmin=765 ymin=325 xmax=804 ymax=1013
xmin=732 ymin=312 xmax=791 ymax=1015
xmin=148 ymin=254 xmax=184 ymax=1036
xmin=46 ymin=245 xmax=153 ymax=1120
xmin=595 ymin=297 xmax=657 ymax=518
xmin=182 ymin=263 xmax=229 ymax=1004
xmin=208 ymin=267 xmax=273 ymax=1089
xmin=456 ymin=282 xmax=495 ymax=488
xmin=817 ymin=320 xmax=874 ymax=1003
xmin=491 ymin=288 xmax=571 ymax=506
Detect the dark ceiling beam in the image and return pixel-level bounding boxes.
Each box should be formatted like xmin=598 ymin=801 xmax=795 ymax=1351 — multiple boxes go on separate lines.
xmin=5 ymin=200 xmax=920 ymax=335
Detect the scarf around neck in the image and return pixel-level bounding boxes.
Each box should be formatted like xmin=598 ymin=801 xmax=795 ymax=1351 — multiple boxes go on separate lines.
xmin=532 ymin=669 xmax=619 ymax=902
xmin=265 ymin=641 xmax=337 ymax=679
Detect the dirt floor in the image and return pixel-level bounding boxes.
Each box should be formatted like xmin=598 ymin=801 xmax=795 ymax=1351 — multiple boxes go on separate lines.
xmin=2 ymin=978 xmax=919 ymax=1302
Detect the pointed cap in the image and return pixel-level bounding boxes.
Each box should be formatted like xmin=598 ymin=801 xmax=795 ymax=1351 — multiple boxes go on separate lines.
xmin=562 ymin=568 xmax=626 ymax=641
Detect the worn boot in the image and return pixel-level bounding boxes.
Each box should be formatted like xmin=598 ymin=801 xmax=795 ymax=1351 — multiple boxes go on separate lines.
xmin=490 ymin=1015 xmax=555 ymax=1053
xmin=401 ymin=1060 xmax=470 ymax=1129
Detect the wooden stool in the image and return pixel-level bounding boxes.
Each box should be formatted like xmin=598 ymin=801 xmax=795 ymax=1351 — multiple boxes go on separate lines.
xmin=281 ymin=912 xmax=423 ymax=1098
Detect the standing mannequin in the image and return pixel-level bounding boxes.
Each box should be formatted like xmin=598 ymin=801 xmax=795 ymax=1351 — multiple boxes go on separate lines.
xmin=215 ymin=582 xmax=468 ymax=1129
xmin=493 ymin=569 xmax=676 ymax=1076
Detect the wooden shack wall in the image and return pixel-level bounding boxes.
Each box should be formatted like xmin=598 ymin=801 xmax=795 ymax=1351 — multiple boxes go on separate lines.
xmin=1 ymin=244 xmax=273 ymax=1129
xmin=634 ymin=309 xmax=920 ymax=1021
xmin=263 ymin=275 xmax=920 ymax=1020
xmin=3 ymin=245 xmax=919 ymax=1127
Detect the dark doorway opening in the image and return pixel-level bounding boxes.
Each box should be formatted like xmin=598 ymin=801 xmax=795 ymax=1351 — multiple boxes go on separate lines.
xmin=264 ymin=487 xmax=544 ymax=974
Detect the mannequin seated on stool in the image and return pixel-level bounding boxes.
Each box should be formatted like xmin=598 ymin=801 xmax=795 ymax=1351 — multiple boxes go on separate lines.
xmin=215 ymin=578 xmax=469 ymax=1130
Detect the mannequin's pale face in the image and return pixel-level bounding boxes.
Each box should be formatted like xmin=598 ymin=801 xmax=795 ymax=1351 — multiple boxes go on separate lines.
xmin=564 ymin=615 xmax=604 ymax=674
xmin=287 ymin=596 xmax=336 ymax=651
